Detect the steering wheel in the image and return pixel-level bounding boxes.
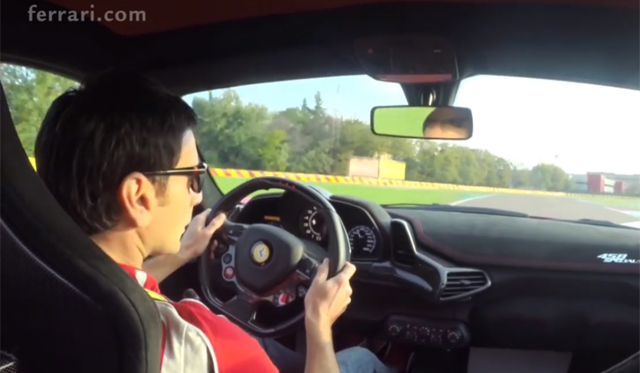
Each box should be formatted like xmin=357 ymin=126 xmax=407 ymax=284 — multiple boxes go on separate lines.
xmin=198 ymin=177 xmax=350 ymax=337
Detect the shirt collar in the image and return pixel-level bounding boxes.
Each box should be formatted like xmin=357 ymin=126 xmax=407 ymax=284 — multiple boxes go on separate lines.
xmin=119 ymin=263 xmax=161 ymax=293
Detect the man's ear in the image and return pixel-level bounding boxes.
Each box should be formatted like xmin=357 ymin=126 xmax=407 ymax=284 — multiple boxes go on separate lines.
xmin=118 ymin=172 xmax=155 ymax=228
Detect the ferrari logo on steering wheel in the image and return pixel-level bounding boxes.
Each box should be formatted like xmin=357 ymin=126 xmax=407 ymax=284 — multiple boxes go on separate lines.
xmin=251 ymin=242 xmax=271 ymax=265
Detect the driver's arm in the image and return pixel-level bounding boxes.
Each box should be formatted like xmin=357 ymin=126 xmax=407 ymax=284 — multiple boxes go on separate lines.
xmin=303 ymin=260 xmax=357 ymax=373
xmin=304 ymin=328 xmax=341 ymax=373
xmin=142 ymin=211 xmax=225 ymax=283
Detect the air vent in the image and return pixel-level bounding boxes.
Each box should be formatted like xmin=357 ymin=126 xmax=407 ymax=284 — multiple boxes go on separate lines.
xmin=440 ymin=270 xmax=489 ymax=300
xmin=390 ymin=220 xmax=417 ymax=265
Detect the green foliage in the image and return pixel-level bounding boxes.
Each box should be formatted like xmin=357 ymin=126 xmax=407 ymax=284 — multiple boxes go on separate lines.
xmin=188 ymin=88 xmax=575 ymax=191
xmin=0 ymin=63 xmax=78 ymax=156
xmin=5 ymin=63 xmax=634 ymax=196
xmin=623 ymin=182 xmax=640 ymax=197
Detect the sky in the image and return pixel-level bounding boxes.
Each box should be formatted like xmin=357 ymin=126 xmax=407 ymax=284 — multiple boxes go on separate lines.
xmin=183 ymin=74 xmax=640 ymax=175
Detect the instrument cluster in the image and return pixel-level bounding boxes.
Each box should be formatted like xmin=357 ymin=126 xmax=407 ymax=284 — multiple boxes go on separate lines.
xmin=233 ymin=191 xmax=382 ymax=261
xmin=297 ymin=203 xmax=381 ymax=260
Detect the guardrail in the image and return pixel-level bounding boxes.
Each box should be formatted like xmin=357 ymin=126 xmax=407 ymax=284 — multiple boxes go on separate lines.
xmin=210 ymin=168 xmax=639 ymax=199
xmin=26 ymin=157 xmax=636 ymax=199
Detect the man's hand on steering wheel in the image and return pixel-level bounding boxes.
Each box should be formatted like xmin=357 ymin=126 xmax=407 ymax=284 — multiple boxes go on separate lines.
xmin=178 ymin=209 xmax=226 ymax=261
xmin=304 ymin=259 xmax=357 ymax=339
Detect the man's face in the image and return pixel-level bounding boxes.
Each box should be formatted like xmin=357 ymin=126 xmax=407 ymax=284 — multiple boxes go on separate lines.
xmin=118 ymin=129 xmax=203 ymax=256
xmin=423 ymin=123 xmax=469 ymax=139
xmin=422 ymin=108 xmax=471 ymax=139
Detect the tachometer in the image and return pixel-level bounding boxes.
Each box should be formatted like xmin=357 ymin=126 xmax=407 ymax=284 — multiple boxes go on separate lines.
xmin=348 ymin=225 xmax=377 ymax=254
xmin=301 ymin=205 xmax=326 ymax=241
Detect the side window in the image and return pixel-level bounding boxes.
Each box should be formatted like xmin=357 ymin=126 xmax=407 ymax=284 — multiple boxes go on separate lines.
xmin=0 ymin=63 xmax=78 ymax=166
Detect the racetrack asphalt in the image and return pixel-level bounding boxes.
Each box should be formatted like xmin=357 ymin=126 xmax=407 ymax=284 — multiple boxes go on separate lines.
xmin=453 ymin=194 xmax=640 ymax=227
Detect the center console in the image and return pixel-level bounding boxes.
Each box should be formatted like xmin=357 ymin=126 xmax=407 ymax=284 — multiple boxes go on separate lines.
xmin=383 ymin=315 xmax=471 ymax=349
xmin=380 ymin=315 xmax=577 ymax=373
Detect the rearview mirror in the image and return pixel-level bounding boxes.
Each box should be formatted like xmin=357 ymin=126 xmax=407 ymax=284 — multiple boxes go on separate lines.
xmin=370 ymin=106 xmax=473 ymax=140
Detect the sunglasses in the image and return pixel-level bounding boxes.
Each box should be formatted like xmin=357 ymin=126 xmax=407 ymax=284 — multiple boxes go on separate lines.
xmin=143 ymin=162 xmax=209 ymax=194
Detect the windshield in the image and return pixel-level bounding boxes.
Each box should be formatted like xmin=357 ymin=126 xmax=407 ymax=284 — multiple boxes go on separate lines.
xmin=185 ymin=74 xmax=640 ymax=226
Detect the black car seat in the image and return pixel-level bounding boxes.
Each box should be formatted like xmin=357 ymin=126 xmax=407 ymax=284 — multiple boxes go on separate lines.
xmin=0 ymin=351 xmax=18 ymax=373
xmin=0 ymin=82 xmax=162 ymax=373
xmin=601 ymin=351 xmax=639 ymax=373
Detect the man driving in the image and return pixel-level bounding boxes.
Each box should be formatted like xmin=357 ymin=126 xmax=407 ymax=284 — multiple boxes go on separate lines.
xmin=33 ymin=71 xmax=396 ymax=373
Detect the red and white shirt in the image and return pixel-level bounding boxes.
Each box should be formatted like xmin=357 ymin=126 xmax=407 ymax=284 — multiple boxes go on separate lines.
xmin=119 ymin=264 xmax=279 ymax=373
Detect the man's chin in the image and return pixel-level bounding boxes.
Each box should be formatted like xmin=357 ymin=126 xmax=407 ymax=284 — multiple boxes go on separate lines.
xmin=151 ymin=244 xmax=181 ymax=257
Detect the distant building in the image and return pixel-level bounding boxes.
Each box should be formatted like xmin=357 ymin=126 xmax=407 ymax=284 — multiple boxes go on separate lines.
xmin=584 ymin=172 xmax=638 ymax=194
xmin=592 ymin=172 xmax=640 ymax=185
xmin=348 ymin=154 xmax=406 ymax=180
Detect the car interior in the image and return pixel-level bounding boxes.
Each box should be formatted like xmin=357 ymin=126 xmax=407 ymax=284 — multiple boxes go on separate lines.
xmin=1 ymin=0 xmax=639 ymax=372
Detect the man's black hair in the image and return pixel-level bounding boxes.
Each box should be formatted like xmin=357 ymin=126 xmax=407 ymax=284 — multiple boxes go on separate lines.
xmin=422 ymin=107 xmax=467 ymax=133
xmin=35 ymin=70 xmax=198 ymax=235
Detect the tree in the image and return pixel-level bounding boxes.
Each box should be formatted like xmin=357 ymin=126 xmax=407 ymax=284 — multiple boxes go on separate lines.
xmin=530 ymin=163 xmax=569 ymax=191
xmin=0 ymin=64 xmax=78 ymax=156
xmin=512 ymin=168 xmax=532 ymax=189
xmin=624 ymin=182 xmax=640 ymax=197
xmin=8 ymin=63 xmax=623 ymax=197
xmin=257 ymin=130 xmax=290 ymax=171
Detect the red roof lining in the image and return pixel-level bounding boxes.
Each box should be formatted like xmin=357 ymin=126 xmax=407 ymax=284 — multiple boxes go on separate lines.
xmin=45 ymin=0 xmax=638 ymax=36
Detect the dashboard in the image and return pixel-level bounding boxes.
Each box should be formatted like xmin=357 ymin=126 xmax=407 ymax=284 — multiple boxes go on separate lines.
xmin=221 ymin=189 xmax=640 ymax=360
xmin=232 ymin=191 xmax=383 ymax=261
